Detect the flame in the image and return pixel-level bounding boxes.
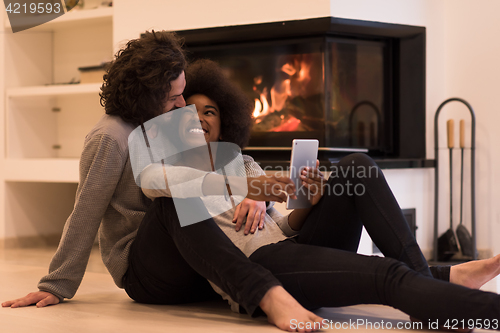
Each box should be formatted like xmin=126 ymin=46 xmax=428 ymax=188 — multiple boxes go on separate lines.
xmin=261 ymin=92 xmax=269 ymax=115
xmin=253 ymin=99 xmax=262 ymax=118
xmin=270 ymin=117 xmax=301 ymax=132
xmin=254 ymin=75 xmax=263 ymax=85
xmin=270 ymin=78 xmax=290 ymax=112
xmin=281 ymin=63 xmax=296 ymax=76
xmin=253 ymin=89 xmax=271 ymax=118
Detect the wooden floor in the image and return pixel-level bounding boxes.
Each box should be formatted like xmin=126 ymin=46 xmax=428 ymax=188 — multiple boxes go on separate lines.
xmin=0 ymin=246 xmax=497 ymax=333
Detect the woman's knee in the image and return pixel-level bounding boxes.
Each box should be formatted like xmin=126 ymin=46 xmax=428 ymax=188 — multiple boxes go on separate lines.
xmin=339 ymin=153 xmax=376 ymax=168
xmin=154 ymin=196 xmax=175 ymax=211
xmin=153 ymin=196 xmax=182 ymax=225
xmin=329 ymin=153 xmax=381 ymax=184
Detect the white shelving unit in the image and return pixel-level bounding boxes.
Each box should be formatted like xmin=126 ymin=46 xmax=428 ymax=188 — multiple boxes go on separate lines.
xmin=4 ymin=158 xmax=80 ymax=183
xmin=5 ymin=6 xmax=112 ymax=161
xmin=1 ymin=6 xmax=114 ymax=245
xmin=6 ymin=83 xmax=103 ymax=160
xmin=7 ymin=83 xmax=102 ymax=97
xmin=4 ymin=6 xmax=113 ymax=32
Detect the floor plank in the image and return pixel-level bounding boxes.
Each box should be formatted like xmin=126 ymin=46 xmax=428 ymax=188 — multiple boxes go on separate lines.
xmin=0 ymin=247 xmax=497 ymax=332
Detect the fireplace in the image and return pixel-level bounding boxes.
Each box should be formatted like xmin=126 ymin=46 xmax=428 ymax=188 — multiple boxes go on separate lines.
xmin=176 ymin=17 xmax=426 ymax=163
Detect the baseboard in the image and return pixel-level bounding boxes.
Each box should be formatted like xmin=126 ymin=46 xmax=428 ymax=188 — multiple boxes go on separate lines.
xmin=0 ymin=234 xmax=62 ymax=249
xmin=423 ymin=248 xmax=493 ymax=262
xmin=477 ymin=248 xmax=494 ymax=259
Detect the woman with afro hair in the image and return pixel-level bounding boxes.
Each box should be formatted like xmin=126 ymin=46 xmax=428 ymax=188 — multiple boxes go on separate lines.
xmin=177 ymin=59 xmax=500 ymax=332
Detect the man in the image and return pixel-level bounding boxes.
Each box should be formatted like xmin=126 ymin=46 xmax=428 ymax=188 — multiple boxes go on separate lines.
xmin=2 ymin=30 xmax=321 ymax=333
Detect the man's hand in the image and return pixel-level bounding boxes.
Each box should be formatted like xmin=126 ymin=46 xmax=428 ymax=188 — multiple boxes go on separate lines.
xmin=246 ymin=175 xmax=296 ymax=202
xmin=2 ymin=291 xmax=60 ymax=308
xmin=233 ymin=198 xmax=266 ymax=234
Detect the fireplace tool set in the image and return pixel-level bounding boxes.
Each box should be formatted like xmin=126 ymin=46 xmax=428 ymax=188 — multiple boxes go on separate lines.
xmin=433 ymin=98 xmax=477 ymax=262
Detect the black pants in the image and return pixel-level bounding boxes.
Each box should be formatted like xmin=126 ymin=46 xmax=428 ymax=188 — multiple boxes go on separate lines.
xmin=124 ymin=153 xmax=500 ymax=321
xmin=123 ymin=195 xmax=280 ymax=315
xmin=249 ymin=153 xmax=500 ymax=321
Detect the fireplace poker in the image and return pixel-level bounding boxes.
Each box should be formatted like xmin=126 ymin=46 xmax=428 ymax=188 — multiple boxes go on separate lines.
xmin=456 ymin=119 xmax=473 ymax=256
xmin=437 ymin=119 xmax=459 ymax=261
xmin=447 ymin=119 xmax=457 ymax=246
xmin=459 ymin=119 xmax=465 ymax=228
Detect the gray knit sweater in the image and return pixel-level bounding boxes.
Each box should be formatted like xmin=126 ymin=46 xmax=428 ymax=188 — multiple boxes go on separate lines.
xmin=38 ymin=115 xmax=147 ymax=300
xmin=38 ymin=114 xmax=295 ymax=302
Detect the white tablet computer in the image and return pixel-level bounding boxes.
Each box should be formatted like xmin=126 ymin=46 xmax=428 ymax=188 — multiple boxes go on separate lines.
xmin=286 ymin=139 xmax=319 ymax=210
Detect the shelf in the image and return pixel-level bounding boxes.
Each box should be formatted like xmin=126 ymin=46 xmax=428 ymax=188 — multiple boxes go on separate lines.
xmin=4 ymin=159 xmax=80 ymax=183
xmin=1 ymin=2 xmax=112 ymax=241
xmin=252 ymin=158 xmax=436 ymax=170
xmin=7 ymin=83 xmax=102 ymax=98
xmin=4 ymin=7 xmax=113 ymax=32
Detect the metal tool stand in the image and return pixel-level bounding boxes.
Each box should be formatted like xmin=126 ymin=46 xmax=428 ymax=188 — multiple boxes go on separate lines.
xmin=433 ymin=98 xmax=477 ymax=261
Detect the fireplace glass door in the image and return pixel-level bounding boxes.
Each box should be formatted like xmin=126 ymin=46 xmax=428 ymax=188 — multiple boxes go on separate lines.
xmin=188 ymin=36 xmax=388 ymax=153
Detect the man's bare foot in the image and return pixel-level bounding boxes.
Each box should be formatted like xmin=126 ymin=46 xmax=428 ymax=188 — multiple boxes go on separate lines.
xmin=450 ymin=254 xmax=500 ymax=289
xmin=259 ymin=286 xmax=323 ymax=332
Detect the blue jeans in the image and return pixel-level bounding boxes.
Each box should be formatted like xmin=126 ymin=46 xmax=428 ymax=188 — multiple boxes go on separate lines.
xmin=249 ymin=153 xmax=500 ymax=321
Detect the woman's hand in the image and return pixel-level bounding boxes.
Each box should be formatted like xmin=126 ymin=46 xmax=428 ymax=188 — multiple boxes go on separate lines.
xmin=246 ymin=175 xmax=296 ymax=203
xmin=299 ymin=160 xmax=326 ymax=206
xmin=233 ymin=198 xmax=266 ymax=234
xmin=2 ymin=291 xmax=60 ymax=308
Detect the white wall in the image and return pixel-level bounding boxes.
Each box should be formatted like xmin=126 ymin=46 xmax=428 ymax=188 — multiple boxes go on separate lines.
xmin=444 ymin=0 xmax=500 ymax=255
xmin=0 ymin=2 xmax=6 ymax=240
xmin=113 ymin=0 xmax=330 ymax=49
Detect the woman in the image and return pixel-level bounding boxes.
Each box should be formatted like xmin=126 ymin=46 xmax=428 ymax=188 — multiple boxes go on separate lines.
xmin=176 ymin=59 xmax=500 ymax=330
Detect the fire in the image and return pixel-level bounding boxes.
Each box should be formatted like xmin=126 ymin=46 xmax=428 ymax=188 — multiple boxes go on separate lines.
xmin=281 ymin=63 xmax=296 ymax=76
xmin=252 ymin=52 xmax=323 ymax=132
xmin=270 ymin=117 xmax=301 ymax=132
xmin=253 ymin=88 xmax=270 ymax=118
xmin=253 ymin=99 xmax=262 ymax=118
xmin=270 ymin=79 xmax=291 ymax=112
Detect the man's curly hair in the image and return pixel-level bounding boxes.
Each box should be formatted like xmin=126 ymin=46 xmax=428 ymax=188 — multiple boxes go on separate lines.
xmin=100 ymin=31 xmax=186 ymax=126
xmin=183 ymin=59 xmax=253 ymax=149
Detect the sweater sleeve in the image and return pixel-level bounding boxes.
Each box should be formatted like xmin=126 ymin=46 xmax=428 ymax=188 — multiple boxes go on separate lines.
xmin=140 ymin=163 xmax=209 ymax=200
xmin=37 ymin=134 xmax=127 ymax=301
xmin=268 ymin=209 xmax=299 ymax=237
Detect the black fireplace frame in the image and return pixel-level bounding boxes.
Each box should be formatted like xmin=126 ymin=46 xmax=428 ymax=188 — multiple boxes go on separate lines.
xmin=176 ymin=17 xmax=427 ymax=166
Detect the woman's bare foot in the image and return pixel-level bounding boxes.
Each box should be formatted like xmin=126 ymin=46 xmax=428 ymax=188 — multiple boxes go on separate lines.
xmin=259 ymin=286 xmax=323 ymax=332
xmin=450 ymin=254 xmax=500 ymax=289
